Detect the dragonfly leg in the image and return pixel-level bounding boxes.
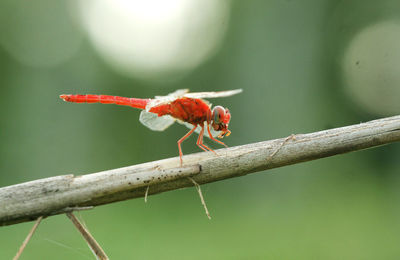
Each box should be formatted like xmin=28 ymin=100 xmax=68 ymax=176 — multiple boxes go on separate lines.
xmin=207 ymin=124 xmax=228 ymax=148
xmin=196 ymin=125 xmax=216 ymax=154
xmin=197 ymin=125 xmax=217 ymax=154
xmin=196 ymin=125 xmax=208 ymax=152
xmin=178 ymin=125 xmax=197 ymax=166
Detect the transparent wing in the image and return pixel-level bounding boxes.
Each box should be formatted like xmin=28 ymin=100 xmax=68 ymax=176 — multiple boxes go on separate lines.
xmin=178 ymin=121 xmax=221 ymax=139
xmin=145 ymin=89 xmax=241 ymax=111
xmin=146 ymin=89 xmax=189 ymax=111
xmin=183 ymin=89 xmax=242 ymax=99
xmin=155 ymin=89 xmax=189 ymax=99
xmin=139 ymin=111 xmax=176 ymax=131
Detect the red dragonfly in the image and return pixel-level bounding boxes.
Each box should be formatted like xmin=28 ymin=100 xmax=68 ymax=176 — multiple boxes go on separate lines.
xmin=60 ymin=89 xmax=242 ymax=165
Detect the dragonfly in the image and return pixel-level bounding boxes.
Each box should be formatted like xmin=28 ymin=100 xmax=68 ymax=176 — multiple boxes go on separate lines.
xmin=60 ymin=89 xmax=242 ymax=166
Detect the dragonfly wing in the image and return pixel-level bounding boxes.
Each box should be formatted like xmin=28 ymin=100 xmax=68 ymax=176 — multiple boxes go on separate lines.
xmin=183 ymin=89 xmax=242 ymax=99
xmin=156 ymin=89 xmax=189 ymax=99
xmin=139 ymin=111 xmax=176 ymax=131
xmin=179 ymin=121 xmax=221 ymax=139
xmin=146 ymin=89 xmax=189 ymax=111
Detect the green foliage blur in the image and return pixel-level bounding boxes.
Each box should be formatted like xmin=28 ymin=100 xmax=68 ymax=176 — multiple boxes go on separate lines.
xmin=1 ymin=0 xmax=399 ymax=259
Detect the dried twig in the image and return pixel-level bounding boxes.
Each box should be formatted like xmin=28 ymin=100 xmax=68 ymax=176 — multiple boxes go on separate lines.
xmin=66 ymin=212 xmax=109 ymax=260
xmin=13 ymin=216 xmax=43 ymax=260
xmin=1 ymin=115 xmax=400 ymax=226
xmin=268 ymin=134 xmax=296 ymax=159
xmin=144 ymin=185 xmax=150 ymax=203
xmin=188 ymin=177 xmax=211 ymax=219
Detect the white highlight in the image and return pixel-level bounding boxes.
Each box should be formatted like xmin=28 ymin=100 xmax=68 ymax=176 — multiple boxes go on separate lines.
xmin=78 ymin=0 xmax=230 ymax=81
xmin=343 ymin=21 xmax=400 ymax=115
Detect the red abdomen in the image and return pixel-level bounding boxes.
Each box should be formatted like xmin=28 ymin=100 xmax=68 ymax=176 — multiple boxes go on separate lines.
xmin=60 ymin=94 xmax=149 ymax=109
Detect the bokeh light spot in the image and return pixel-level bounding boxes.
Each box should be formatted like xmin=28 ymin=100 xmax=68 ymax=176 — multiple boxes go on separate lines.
xmin=77 ymin=0 xmax=230 ymax=82
xmin=343 ymin=21 xmax=400 ymax=115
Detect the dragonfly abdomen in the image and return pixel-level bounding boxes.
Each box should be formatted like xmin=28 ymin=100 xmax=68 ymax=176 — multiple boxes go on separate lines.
xmin=60 ymin=94 xmax=149 ymax=109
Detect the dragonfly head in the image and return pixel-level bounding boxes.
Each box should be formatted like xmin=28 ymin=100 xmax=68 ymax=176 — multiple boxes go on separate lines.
xmin=211 ymin=106 xmax=232 ymax=138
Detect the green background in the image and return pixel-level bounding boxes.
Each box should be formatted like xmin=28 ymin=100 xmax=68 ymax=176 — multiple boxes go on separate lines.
xmin=1 ymin=0 xmax=400 ymax=259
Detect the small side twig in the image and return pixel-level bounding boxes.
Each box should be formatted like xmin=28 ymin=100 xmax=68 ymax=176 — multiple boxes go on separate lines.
xmin=188 ymin=177 xmax=211 ymax=219
xmin=13 ymin=216 xmax=43 ymax=260
xmin=144 ymin=185 xmax=150 ymax=203
xmin=268 ymin=134 xmax=296 ymax=160
xmin=66 ymin=212 xmax=109 ymax=260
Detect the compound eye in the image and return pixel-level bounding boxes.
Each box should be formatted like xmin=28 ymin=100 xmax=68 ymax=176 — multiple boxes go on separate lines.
xmin=213 ymin=106 xmax=225 ymax=124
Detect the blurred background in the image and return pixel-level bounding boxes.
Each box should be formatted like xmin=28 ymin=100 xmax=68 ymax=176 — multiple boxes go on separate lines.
xmin=1 ymin=0 xmax=400 ymax=259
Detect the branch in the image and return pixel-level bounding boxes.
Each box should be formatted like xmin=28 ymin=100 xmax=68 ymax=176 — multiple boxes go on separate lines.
xmin=1 ymin=115 xmax=399 ymax=226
